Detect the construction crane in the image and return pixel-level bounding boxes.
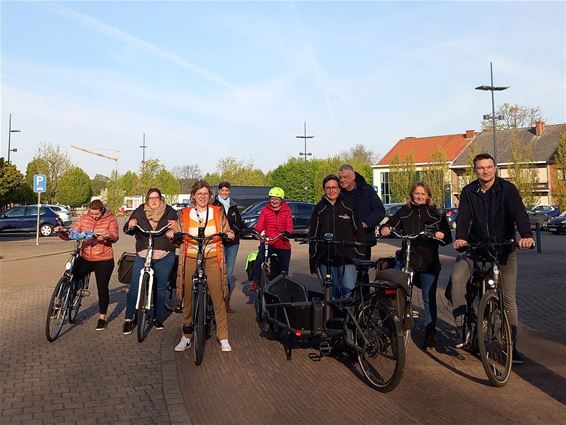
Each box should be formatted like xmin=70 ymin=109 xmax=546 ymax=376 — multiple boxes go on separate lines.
xmin=70 ymin=145 xmax=120 ymax=173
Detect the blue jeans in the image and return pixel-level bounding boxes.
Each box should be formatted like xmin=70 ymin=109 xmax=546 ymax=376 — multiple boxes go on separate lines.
xmin=125 ymin=251 xmax=176 ymax=321
xmin=319 ymin=264 xmax=357 ymax=299
xmin=415 ymin=272 xmax=438 ymax=329
xmin=224 ymin=244 xmax=239 ymax=295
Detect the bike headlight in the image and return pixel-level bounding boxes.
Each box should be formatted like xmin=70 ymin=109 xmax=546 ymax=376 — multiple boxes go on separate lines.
xmin=65 ymin=261 xmax=72 ymax=271
xmin=487 ymin=279 xmax=496 ymax=288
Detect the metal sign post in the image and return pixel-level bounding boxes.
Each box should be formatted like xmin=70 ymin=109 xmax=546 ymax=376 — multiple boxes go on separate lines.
xmin=33 ymin=174 xmax=47 ymax=246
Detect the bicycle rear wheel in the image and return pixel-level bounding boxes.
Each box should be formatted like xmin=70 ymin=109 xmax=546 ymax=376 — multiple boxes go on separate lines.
xmin=68 ymin=274 xmax=89 ymax=324
xmin=478 ymin=291 xmax=512 ymax=387
xmin=193 ymin=290 xmax=206 ymax=366
xmin=356 ymin=300 xmax=405 ymax=393
xmin=136 ymin=273 xmax=151 ymax=343
xmin=46 ymin=277 xmax=72 ymax=342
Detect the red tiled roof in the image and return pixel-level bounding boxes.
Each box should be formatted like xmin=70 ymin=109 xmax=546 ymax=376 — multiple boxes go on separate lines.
xmin=378 ymin=133 xmax=472 ymax=165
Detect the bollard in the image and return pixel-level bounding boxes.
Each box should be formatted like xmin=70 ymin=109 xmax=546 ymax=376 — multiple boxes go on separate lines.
xmin=535 ymin=223 xmax=542 ymax=254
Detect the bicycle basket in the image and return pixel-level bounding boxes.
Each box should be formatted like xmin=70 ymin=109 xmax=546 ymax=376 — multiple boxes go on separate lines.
xmin=117 ymin=252 xmax=137 ymax=284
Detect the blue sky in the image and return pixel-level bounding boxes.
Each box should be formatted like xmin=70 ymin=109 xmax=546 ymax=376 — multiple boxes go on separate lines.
xmin=2 ymin=1 xmax=565 ymax=178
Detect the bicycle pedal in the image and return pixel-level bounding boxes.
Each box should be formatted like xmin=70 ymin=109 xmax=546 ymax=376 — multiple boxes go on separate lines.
xmin=411 ymin=309 xmax=419 ymax=319
xmin=319 ymin=341 xmax=332 ymax=356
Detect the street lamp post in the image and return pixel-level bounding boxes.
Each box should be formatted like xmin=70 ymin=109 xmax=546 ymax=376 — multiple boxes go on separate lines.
xmin=7 ymin=113 xmax=21 ymax=164
xmin=296 ymin=122 xmax=314 ymax=202
xmin=140 ymin=132 xmax=148 ymax=165
xmin=475 ymin=62 xmax=509 ymax=169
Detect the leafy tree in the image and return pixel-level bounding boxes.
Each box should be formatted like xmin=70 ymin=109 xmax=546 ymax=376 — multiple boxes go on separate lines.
xmin=25 ymin=158 xmax=49 ymax=191
xmin=205 ymin=157 xmax=267 ymax=186
xmin=421 ymin=147 xmax=449 ymax=207
xmin=156 ymin=169 xmax=180 ymax=204
xmin=104 ymin=170 xmax=125 ymax=215
xmin=270 ymin=157 xmax=320 ymax=202
xmin=31 ymin=143 xmax=72 ymax=202
xmin=134 ymin=159 xmax=179 ymax=199
xmin=552 ymin=130 xmax=566 ymax=211
xmin=389 ymin=153 xmax=418 ymax=203
xmin=481 ymin=103 xmax=543 ymax=130
xmin=57 ymin=167 xmax=92 ymax=207
xmin=172 ymin=164 xmax=202 ymax=192
xmin=507 ymin=130 xmax=539 ymax=209
xmin=91 ymin=174 xmax=110 ymax=196
xmin=0 ymin=159 xmax=33 ymax=208
xmin=119 ymin=171 xmax=138 ymax=196
xmin=312 ymin=156 xmax=343 ymax=201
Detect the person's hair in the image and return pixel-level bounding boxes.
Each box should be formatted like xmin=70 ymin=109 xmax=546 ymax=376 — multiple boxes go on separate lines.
xmin=218 ymin=181 xmax=231 ymax=190
xmin=322 ymin=174 xmax=340 ymax=188
xmin=338 ymin=164 xmax=355 ymax=173
xmin=191 ymin=180 xmax=213 ymax=199
xmin=473 ymin=153 xmax=495 ymax=168
xmin=89 ymin=199 xmax=105 ymax=211
xmin=145 ymin=188 xmax=163 ymax=203
xmin=409 ymin=181 xmax=434 ymax=207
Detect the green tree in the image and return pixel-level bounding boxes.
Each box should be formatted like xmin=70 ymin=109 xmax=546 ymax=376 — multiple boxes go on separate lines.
xmin=481 ymin=103 xmax=543 ymax=130
xmin=0 ymin=159 xmax=32 ymax=208
xmin=31 ymin=143 xmax=72 ymax=202
xmin=57 ymin=167 xmax=92 ymax=207
xmin=421 ymin=147 xmax=449 ymax=207
xmin=119 ymin=171 xmax=138 ymax=196
xmin=552 ymin=130 xmax=566 ymax=211
xmin=91 ymin=174 xmax=110 ymax=196
xmin=156 ymin=169 xmax=180 ymax=204
xmin=270 ymin=157 xmax=320 ymax=202
xmin=206 ymin=157 xmax=267 ymax=186
xmin=25 ymin=158 xmax=49 ymax=191
xmin=389 ymin=153 xmax=417 ymax=203
xmin=104 ymin=170 xmax=125 ymax=215
xmin=134 ymin=160 xmax=180 ymax=199
xmin=312 ymin=156 xmax=343 ymax=201
xmin=507 ymin=130 xmax=539 ymax=209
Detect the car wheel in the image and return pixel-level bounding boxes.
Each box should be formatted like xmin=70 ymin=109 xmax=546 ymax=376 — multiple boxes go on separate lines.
xmin=40 ymin=224 xmax=54 ymax=237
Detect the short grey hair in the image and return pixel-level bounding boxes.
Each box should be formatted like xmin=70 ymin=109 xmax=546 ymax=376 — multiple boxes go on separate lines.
xmin=339 ymin=164 xmax=355 ymax=173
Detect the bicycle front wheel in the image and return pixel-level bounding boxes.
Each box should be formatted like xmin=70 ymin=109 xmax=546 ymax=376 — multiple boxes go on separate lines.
xmin=477 ymin=291 xmax=512 ymax=387
xmin=356 ymin=301 xmax=405 ymax=393
xmin=136 ymin=273 xmax=151 ymax=343
xmin=193 ymin=290 xmax=206 ymax=366
xmin=68 ymin=274 xmax=89 ymax=324
xmin=46 ymin=277 xmax=72 ymax=342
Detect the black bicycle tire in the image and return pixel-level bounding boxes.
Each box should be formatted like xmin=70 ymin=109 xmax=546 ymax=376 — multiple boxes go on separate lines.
xmin=194 ymin=289 xmax=206 ymax=366
xmin=46 ymin=277 xmax=71 ymax=342
xmin=68 ymin=274 xmax=89 ymax=324
xmin=356 ymin=300 xmax=405 ymax=393
xmin=477 ymin=291 xmax=512 ymax=387
xmin=136 ymin=273 xmax=150 ymax=343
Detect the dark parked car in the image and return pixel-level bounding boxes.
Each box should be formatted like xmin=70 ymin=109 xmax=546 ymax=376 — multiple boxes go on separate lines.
xmin=531 ymin=205 xmax=561 ymax=218
xmin=444 ymin=207 xmax=459 ymax=229
xmin=0 ymin=206 xmax=65 ymax=236
xmin=379 ymin=203 xmax=405 ymax=225
xmin=547 ymin=211 xmax=566 ymax=234
xmin=240 ymin=200 xmax=316 ymax=236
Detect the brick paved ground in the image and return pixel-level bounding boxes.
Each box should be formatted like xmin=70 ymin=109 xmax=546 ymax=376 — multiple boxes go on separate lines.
xmin=0 ymin=231 xmax=564 ymax=425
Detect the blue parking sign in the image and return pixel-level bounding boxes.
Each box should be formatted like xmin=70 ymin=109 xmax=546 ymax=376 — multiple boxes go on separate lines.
xmin=33 ymin=174 xmax=47 ymax=193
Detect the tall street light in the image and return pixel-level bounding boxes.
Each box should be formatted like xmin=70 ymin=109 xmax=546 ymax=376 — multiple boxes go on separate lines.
xmin=296 ymin=122 xmax=314 ymax=202
xmin=7 ymin=113 xmax=21 ymax=164
xmin=475 ymin=62 xmax=509 ymax=169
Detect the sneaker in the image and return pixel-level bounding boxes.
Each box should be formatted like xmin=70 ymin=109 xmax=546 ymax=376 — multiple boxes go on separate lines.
xmin=175 ymin=335 xmax=192 ymax=352
xmin=153 ymin=319 xmax=165 ymax=330
xmin=122 ymin=320 xmax=134 ymax=335
xmin=96 ymin=319 xmax=107 ymax=331
xmin=455 ymin=327 xmax=468 ymax=349
xmin=512 ymin=348 xmax=525 ymax=365
xmin=249 ymin=282 xmax=258 ymax=292
xmin=219 ymin=339 xmax=232 ymax=352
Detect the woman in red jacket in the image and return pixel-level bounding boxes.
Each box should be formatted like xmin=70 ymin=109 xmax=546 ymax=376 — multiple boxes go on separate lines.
xmin=250 ymin=187 xmax=293 ymax=291
xmin=58 ymin=199 xmax=119 ymax=331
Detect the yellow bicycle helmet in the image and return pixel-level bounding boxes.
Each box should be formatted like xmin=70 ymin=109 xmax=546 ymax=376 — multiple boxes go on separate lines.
xmin=268 ymin=187 xmax=285 ymax=199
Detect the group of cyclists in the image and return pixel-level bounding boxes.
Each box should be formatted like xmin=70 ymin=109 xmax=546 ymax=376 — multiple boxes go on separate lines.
xmin=57 ymin=152 xmax=534 ymax=364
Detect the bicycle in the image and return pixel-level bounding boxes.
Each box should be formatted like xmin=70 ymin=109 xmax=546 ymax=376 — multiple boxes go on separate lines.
xmin=173 ymin=230 xmax=228 ymax=366
xmin=454 ymin=240 xmax=524 ymax=387
xmin=45 ymin=230 xmax=93 ymax=342
xmin=132 ymin=224 xmax=170 ymax=343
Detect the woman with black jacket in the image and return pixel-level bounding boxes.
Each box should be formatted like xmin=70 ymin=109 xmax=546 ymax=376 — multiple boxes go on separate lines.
xmin=380 ymin=181 xmax=452 ymax=349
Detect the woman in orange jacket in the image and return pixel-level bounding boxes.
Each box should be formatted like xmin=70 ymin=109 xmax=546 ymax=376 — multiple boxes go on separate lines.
xmin=58 ymin=199 xmax=119 ymax=331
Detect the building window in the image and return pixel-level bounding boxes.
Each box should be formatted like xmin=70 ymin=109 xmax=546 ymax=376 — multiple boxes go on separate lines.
xmin=558 ymin=168 xmax=566 ymax=181
xmin=380 ymin=172 xmax=392 ymax=203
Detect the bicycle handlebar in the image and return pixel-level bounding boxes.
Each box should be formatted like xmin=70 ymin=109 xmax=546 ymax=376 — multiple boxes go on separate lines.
xmin=134 ymin=224 xmax=170 ymax=236
xmin=388 ymin=228 xmax=445 ymax=244
xmin=172 ymin=231 xmax=228 ymax=244
xmin=295 ymin=234 xmax=365 ymax=248
xmin=241 ymin=228 xmax=290 ymax=242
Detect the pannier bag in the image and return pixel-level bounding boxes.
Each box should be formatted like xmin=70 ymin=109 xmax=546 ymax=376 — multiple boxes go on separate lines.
xmin=117 ymin=252 xmax=137 ymax=284
xmin=244 ymin=250 xmax=279 ymax=281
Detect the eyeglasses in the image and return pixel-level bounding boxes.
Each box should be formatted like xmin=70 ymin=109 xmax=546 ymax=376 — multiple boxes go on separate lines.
xmin=195 ymin=192 xmax=209 ymax=197
xmin=324 ymin=186 xmax=340 ymax=191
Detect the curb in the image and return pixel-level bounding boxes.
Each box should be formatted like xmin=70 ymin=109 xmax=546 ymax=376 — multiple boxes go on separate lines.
xmin=0 ymin=249 xmax=73 ymax=262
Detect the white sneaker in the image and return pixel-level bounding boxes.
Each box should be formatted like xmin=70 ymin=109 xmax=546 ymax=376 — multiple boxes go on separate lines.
xmin=219 ymin=339 xmax=232 ymax=352
xmin=174 ymin=335 xmax=191 ymax=352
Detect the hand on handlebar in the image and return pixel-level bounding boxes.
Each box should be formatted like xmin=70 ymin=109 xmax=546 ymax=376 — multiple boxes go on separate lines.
xmin=434 ymin=231 xmax=445 ymax=240
xmin=518 ymin=237 xmax=535 ymax=249
xmin=453 ymin=239 xmax=469 ymax=250
xmin=380 ymin=226 xmax=391 ymax=237
xmin=127 ymin=218 xmax=138 ymax=229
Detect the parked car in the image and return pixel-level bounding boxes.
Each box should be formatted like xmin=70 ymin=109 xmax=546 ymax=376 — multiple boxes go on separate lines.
xmin=444 ymin=207 xmax=459 ymax=229
xmin=0 ymin=206 xmax=65 ymax=236
xmin=547 ymin=211 xmax=566 ymax=234
xmin=379 ymin=203 xmax=405 ymax=225
xmin=526 ymin=209 xmax=549 ymax=231
xmin=531 ymin=204 xmax=561 ymax=218
xmin=240 ymin=200 xmax=316 ymax=236
xmin=29 ymin=204 xmax=72 ymax=226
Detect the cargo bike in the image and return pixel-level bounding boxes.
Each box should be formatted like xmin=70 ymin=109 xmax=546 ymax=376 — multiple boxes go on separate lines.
xmin=246 ymin=230 xmax=413 ymax=392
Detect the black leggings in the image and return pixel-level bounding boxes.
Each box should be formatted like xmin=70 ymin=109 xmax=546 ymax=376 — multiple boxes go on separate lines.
xmin=74 ymin=257 xmax=115 ymax=315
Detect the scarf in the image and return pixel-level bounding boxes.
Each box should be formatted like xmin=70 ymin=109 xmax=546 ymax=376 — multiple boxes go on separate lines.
xmin=217 ymin=196 xmax=231 ymax=215
xmin=144 ymin=201 xmax=166 ymax=230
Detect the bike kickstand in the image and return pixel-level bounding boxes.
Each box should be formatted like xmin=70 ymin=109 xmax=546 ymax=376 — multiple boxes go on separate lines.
xmin=285 ymin=332 xmax=294 ymax=361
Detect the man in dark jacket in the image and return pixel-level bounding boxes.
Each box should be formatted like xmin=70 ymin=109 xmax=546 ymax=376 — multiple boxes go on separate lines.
xmin=451 ymin=153 xmax=534 ymax=364
xmin=308 ymin=175 xmax=365 ymax=298
xmin=338 ymin=164 xmax=385 ymax=258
